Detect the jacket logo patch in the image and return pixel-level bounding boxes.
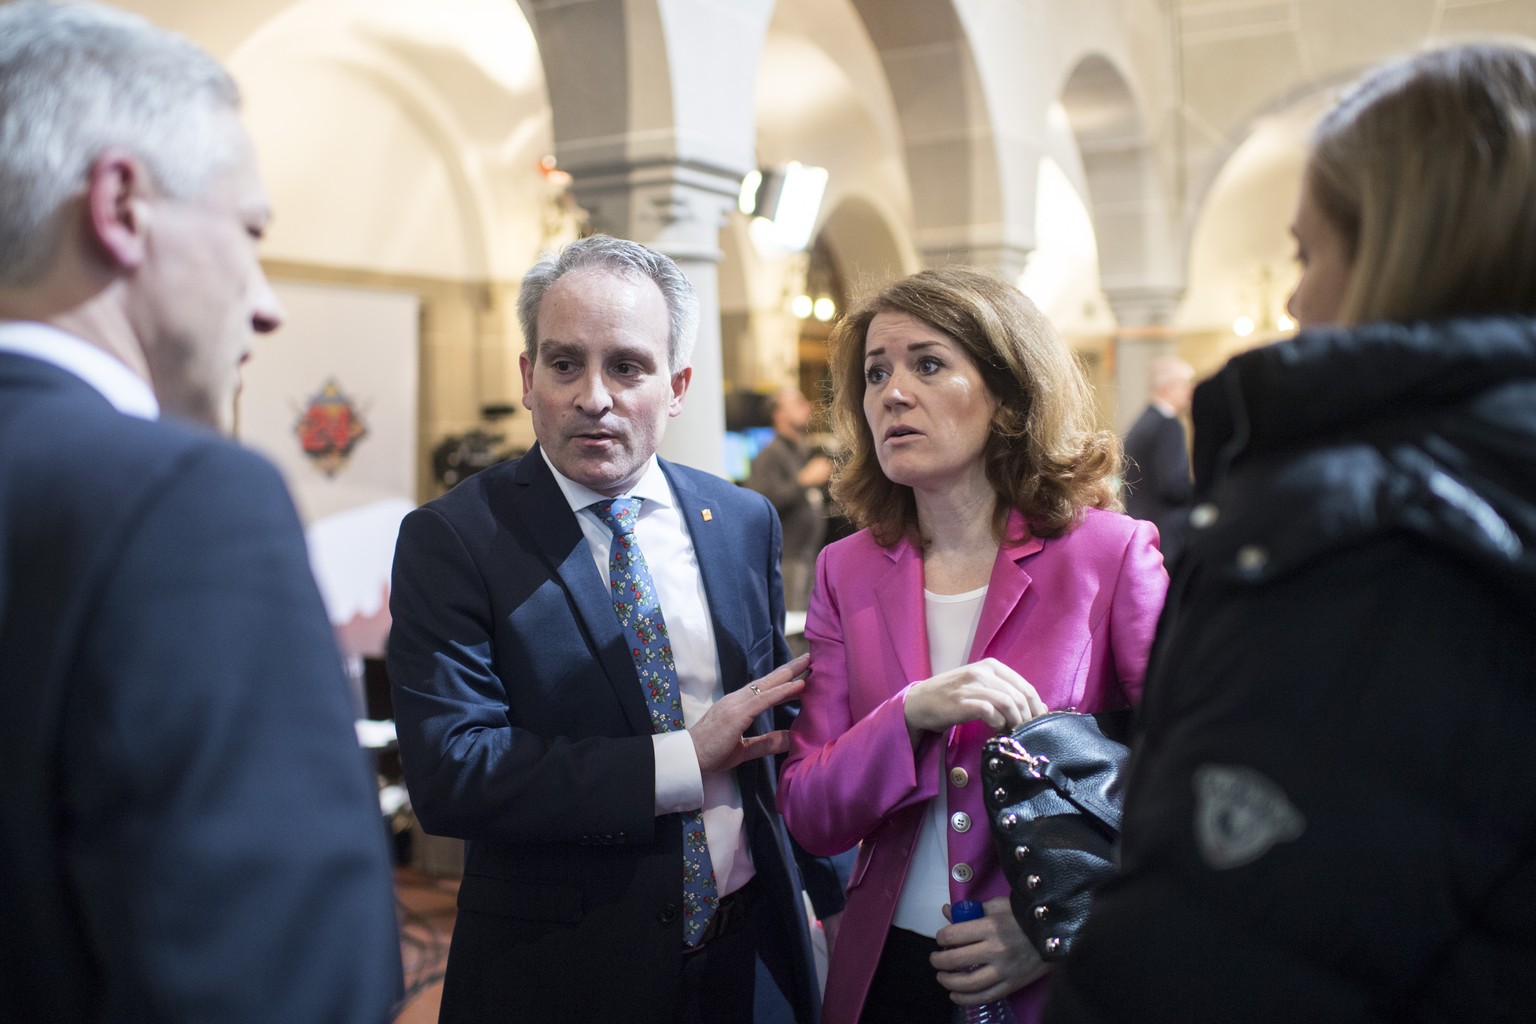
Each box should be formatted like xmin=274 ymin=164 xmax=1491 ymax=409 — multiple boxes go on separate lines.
xmin=1192 ymin=763 xmax=1305 ymax=870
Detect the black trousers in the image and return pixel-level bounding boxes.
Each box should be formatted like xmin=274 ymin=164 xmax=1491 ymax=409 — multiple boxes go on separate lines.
xmin=858 ymin=926 xmax=952 ymax=1024
xmin=678 ymin=877 xmax=763 ymax=1024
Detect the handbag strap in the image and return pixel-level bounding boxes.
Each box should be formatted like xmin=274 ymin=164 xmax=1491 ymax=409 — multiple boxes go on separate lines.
xmin=992 ymin=733 xmax=1122 ymax=832
xmin=1038 ymin=758 xmax=1122 ymax=832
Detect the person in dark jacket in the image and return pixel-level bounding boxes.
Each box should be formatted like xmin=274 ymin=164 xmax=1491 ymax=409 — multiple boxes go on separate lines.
xmin=1048 ymin=42 xmax=1536 ymax=1024
xmin=1120 ymin=357 xmax=1194 ymax=564
xmin=747 ymin=387 xmax=833 ymax=614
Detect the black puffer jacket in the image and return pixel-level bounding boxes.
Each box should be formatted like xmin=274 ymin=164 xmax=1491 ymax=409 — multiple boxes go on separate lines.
xmin=1048 ymin=319 xmax=1536 ymax=1023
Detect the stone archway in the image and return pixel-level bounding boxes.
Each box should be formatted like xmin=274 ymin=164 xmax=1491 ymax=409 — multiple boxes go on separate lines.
xmin=1060 ymin=52 xmax=1181 ymax=428
xmin=518 ymin=0 xmax=775 ymax=473
xmin=210 ymin=0 xmax=561 ymax=486
xmin=719 ymin=0 xmax=920 ymax=421
xmin=521 ymin=0 xmax=770 ymax=250
xmin=848 ymin=0 xmax=1026 ymax=277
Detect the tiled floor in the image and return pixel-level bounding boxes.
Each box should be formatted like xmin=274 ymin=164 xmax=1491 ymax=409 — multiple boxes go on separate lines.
xmin=393 ymin=867 xmax=457 ymax=1023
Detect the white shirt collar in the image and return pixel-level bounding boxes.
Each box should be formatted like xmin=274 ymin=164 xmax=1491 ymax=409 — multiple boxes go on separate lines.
xmin=0 ymin=320 xmax=159 ymax=420
xmin=539 ymin=448 xmax=675 ymax=513
xmin=1151 ymin=398 xmax=1179 ymax=419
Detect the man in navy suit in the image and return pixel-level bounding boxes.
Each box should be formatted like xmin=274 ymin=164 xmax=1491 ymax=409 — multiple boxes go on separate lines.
xmin=387 ymin=235 xmax=821 ymax=1023
xmin=1122 ymin=356 xmax=1196 ymax=564
xmin=0 ymin=4 xmax=402 ymax=1021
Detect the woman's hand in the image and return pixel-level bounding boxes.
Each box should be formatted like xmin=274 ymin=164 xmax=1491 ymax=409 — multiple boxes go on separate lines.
xmin=931 ymin=896 xmax=1050 ymax=1006
xmin=903 ymin=657 xmax=1047 ymax=739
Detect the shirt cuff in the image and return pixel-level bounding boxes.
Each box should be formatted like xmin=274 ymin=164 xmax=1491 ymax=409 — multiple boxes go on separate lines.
xmin=653 ymin=731 xmax=704 ymax=815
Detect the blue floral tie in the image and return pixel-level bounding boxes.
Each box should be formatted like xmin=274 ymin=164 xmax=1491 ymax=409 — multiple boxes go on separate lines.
xmin=590 ymin=498 xmax=719 ymax=945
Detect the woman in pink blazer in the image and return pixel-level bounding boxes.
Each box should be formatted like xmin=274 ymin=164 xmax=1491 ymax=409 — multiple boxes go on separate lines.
xmin=778 ymin=268 xmax=1168 ymax=1024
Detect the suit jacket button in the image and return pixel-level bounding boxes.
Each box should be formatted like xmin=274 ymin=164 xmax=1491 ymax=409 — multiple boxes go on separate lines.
xmin=950 ymin=811 xmax=972 ymax=833
xmin=949 ymin=767 xmax=969 ymax=788
xmin=951 ymin=863 xmax=973 ymax=883
xmin=659 ymin=904 xmax=679 ymax=924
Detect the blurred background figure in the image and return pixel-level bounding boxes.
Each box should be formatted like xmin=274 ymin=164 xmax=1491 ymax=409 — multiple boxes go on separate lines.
xmin=779 ymin=267 xmax=1167 ymax=1024
xmin=1049 ymin=41 xmax=1536 ymax=1024
xmin=746 ymin=386 xmax=854 ymax=977
xmin=1119 ymin=357 xmax=1195 ymax=564
xmin=748 ymin=386 xmax=834 ymax=614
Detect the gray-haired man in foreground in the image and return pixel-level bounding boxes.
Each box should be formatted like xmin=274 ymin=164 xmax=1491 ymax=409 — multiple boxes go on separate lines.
xmin=0 ymin=3 xmax=402 ymax=1020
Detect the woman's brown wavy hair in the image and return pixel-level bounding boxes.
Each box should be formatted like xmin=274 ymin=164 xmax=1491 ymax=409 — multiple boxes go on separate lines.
xmin=826 ymin=267 xmax=1121 ymax=548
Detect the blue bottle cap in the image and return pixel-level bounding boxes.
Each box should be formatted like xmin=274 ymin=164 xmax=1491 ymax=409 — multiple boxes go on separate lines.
xmin=951 ymin=899 xmax=985 ymax=923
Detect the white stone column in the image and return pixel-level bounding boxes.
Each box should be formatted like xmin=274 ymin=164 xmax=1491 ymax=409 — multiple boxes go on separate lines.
xmin=1105 ymin=284 xmax=1184 ymax=432
xmin=571 ymin=161 xmax=743 ymax=477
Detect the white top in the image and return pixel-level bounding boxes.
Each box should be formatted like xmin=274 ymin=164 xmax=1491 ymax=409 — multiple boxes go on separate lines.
xmin=0 ymin=320 xmax=158 ymax=420
xmin=891 ymin=583 xmax=989 ymax=936
xmin=542 ymin=449 xmax=754 ymax=895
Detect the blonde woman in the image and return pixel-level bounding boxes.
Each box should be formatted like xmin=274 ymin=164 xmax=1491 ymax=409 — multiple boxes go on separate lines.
xmin=1050 ymin=42 xmax=1536 ymax=1024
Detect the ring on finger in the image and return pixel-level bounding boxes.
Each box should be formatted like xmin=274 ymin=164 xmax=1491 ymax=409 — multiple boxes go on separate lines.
xmin=748 ymin=682 xmax=763 ymax=697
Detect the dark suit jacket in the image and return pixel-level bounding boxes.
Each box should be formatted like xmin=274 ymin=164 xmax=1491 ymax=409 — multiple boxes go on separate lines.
xmin=0 ymin=352 xmax=402 ymax=1023
xmin=387 ymin=448 xmax=820 ymax=1023
xmin=1122 ymin=404 xmax=1193 ymax=563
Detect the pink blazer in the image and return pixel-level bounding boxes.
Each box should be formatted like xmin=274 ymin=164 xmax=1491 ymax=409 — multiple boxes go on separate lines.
xmin=778 ymin=507 xmax=1167 ymax=1024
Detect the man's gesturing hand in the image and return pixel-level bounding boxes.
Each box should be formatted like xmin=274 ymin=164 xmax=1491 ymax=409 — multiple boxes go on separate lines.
xmin=689 ymin=652 xmax=810 ymax=774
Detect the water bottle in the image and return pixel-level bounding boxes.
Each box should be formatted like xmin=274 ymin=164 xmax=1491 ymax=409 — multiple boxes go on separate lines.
xmin=948 ymin=899 xmax=1019 ymax=1024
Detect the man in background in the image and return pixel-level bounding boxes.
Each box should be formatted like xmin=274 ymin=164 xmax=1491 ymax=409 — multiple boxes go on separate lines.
xmin=1122 ymin=356 xmax=1195 ymax=564
xmin=747 ymin=387 xmax=832 ymax=613
xmin=387 ymin=234 xmax=820 ymax=1023
xmin=0 ymin=3 xmax=402 ymax=1020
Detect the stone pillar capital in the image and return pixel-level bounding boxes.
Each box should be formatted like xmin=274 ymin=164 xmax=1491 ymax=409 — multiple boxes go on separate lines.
xmin=919 ymin=241 xmax=1035 ymax=284
xmin=568 ymin=160 xmax=744 ymax=265
xmin=1103 ymin=283 xmax=1184 ymax=332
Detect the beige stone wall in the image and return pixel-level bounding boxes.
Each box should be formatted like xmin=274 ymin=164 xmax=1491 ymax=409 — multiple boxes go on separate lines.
xmin=264 ymin=261 xmax=531 ymax=504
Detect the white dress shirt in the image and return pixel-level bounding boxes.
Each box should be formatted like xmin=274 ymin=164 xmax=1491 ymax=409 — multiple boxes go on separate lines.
xmin=541 ymin=449 xmax=755 ymax=896
xmin=891 ymin=583 xmax=988 ymax=936
xmin=0 ymin=321 xmax=158 ymax=420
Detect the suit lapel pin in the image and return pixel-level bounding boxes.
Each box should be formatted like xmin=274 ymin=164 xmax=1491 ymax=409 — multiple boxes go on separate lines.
xmin=701 ymin=508 xmax=713 ymax=522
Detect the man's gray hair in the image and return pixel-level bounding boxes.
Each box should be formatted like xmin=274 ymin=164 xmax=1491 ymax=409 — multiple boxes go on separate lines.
xmin=0 ymin=1 xmax=245 ymax=286
xmin=517 ymin=235 xmax=700 ymax=374
xmin=1148 ymin=356 xmax=1194 ymax=393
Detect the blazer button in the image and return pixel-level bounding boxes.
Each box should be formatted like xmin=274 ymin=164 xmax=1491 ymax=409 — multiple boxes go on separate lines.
xmin=949 ymin=766 xmax=969 ymax=788
xmin=1190 ymin=502 xmax=1219 ymax=529
xmin=658 ymin=904 xmax=679 ymax=924
xmin=951 ymin=863 xmax=974 ymax=883
xmin=950 ymin=811 xmax=972 ymax=833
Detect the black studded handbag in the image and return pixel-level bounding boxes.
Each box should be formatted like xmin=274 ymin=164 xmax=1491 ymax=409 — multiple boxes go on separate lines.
xmin=980 ymin=710 xmax=1129 ymax=961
